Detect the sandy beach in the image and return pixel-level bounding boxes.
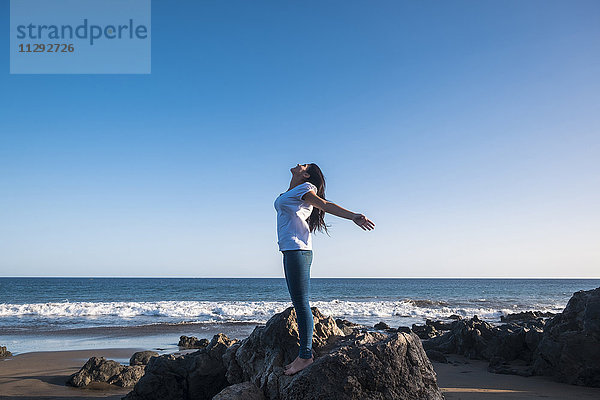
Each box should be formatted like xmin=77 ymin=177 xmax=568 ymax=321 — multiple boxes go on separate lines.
xmin=0 ymin=348 xmax=140 ymax=399
xmin=434 ymin=354 xmax=600 ymax=400
xmin=1 ymin=348 xmax=599 ymax=399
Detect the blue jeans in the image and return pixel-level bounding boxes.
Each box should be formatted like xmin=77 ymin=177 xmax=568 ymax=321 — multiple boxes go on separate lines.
xmin=282 ymin=249 xmax=313 ymax=359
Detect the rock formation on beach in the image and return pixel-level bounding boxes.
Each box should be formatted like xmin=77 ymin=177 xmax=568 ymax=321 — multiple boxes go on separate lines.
xmin=422 ymin=314 xmax=545 ymax=366
xmin=67 ymin=351 xmax=158 ymax=388
xmin=67 ymin=357 xmax=146 ymax=388
xmin=420 ymin=286 xmax=600 ymax=387
xmin=532 ymin=286 xmax=600 ymax=386
xmin=124 ymin=306 xmax=444 ymax=400
xmin=178 ymin=335 xmax=210 ymax=349
xmin=0 ymin=346 xmax=11 ymax=358
xmin=500 ymin=310 xmax=556 ymax=322
xmin=124 ymin=333 xmax=236 ymax=400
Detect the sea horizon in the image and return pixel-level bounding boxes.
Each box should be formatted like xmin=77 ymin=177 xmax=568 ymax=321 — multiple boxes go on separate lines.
xmin=2 ymin=276 xmax=599 ymax=279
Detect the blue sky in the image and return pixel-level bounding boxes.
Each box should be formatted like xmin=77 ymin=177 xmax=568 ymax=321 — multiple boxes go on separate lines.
xmin=1 ymin=0 xmax=599 ymax=277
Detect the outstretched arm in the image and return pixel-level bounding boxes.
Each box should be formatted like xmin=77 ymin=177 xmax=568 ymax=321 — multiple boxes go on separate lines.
xmin=302 ymin=190 xmax=375 ymax=231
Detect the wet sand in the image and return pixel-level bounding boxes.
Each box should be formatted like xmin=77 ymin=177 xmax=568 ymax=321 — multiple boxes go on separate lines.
xmin=434 ymin=354 xmax=600 ymax=400
xmin=0 ymin=348 xmax=141 ymax=399
xmin=1 ymin=349 xmax=599 ymax=399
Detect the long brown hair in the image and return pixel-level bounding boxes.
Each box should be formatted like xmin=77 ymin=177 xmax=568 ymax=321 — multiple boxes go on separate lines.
xmin=305 ymin=163 xmax=330 ymax=235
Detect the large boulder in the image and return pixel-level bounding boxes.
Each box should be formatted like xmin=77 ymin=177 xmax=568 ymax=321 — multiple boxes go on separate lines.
xmin=0 ymin=346 xmax=11 ymax=358
xmin=223 ymin=307 xmax=345 ymax=394
xmin=66 ymin=357 xmax=145 ymax=388
xmin=123 ymin=333 xmax=236 ymax=400
xmin=224 ymin=306 xmax=443 ymax=400
xmin=532 ymin=287 xmax=600 ymax=387
xmin=276 ymin=330 xmax=443 ymax=400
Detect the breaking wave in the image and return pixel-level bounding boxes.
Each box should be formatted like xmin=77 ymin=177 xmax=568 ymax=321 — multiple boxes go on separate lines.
xmin=0 ymin=299 xmax=564 ymax=328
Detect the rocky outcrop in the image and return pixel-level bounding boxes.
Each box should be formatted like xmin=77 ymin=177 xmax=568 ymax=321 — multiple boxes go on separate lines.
xmin=123 ymin=333 xmax=236 ymax=400
xmin=532 ymin=287 xmax=600 ymax=387
xmin=222 ymin=307 xmax=346 ymax=397
xmin=0 ymin=346 xmax=11 ymax=358
xmin=66 ymin=357 xmax=145 ymax=388
xmin=223 ymin=306 xmax=443 ymax=400
xmin=423 ymin=315 xmax=545 ymax=370
xmin=178 ymin=335 xmax=209 ymax=349
xmin=501 ymin=310 xmax=555 ymax=323
xmin=421 ymin=287 xmax=600 ymax=387
xmin=411 ymin=318 xmax=456 ymax=340
xmin=424 ymin=319 xmax=455 ymax=331
xmin=423 ymin=315 xmax=495 ymax=359
xmin=123 ymin=306 xmax=443 ymax=400
xmin=212 ymin=381 xmax=265 ymax=400
xmin=130 ymin=351 xmax=159 ymax=366
xmin=412 ymin=323 xmax=440 ymax=340
xmin=275 ymin=330 xmax=443 ymax=400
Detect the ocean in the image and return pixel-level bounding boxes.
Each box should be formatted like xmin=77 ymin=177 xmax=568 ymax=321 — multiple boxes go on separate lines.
xmin=1 ymin=278 xmax=598 ymax=355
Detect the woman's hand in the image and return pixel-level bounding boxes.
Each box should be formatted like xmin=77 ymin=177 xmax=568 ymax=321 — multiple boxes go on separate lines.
xmin=352 ymin=213 xmax=375 ymax=231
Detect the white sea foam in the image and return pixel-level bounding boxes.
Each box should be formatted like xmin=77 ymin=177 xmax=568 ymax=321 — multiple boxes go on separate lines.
xmin=0 ymin=299 xmax=565 ymax=326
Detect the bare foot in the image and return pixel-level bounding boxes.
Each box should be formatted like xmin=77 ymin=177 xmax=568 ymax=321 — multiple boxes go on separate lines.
xmin=284 ymin=356 xmax=313 ymax=375
xmin=284 ymin=352 xmax=313 ymax=370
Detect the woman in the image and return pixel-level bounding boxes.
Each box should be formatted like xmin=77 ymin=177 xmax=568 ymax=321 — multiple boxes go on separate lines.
xmin=274 ymin=163 xmax=375 ymax=375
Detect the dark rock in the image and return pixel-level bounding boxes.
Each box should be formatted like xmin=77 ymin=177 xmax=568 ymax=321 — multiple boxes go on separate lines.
xmin=425 ymin=319 xmax=454 ymax=331
xmin=66 ymin=357 xmax=145 ymax=388
xmin=373 ymin=321 xmax=390 ymax=330
xmin=420 ymin=287 xmax=600 ymax=388
xmin=335 ymin=318 xmax=360 ymax=335
xmin=130 ymin=351 xmax=159 ymax=366
xmin=123 ymin=307 xmax=445 ymax=399
xmin=124 ymin=333 xmax=237 ymax=400
xmin=411 ymin=323 xmax=441 ymax=340
xmin=397 ymin=326 xmax=412 ymax=334
xmin=448 ymin=314 xmax=462 ymax=320
xmin=212 ymin=381 xmax=265 ymax=400
xmin=223 ymin=307 xmax=345 ymax=398
xmin=178 ymin=335 xmax=210 ymax=349
xmin=532 ymin=287 xmax=600 ymax=387
xmin=501 ymin=310 xmax=555 ymax=323
xmin=422 ymin=316 xmax=498 ymax=360
xmin=422 ymin=315 xmax=544 ymax=365
xmin=0 ymin=346 xmax=11 ymax=358
xmin=277 ymin=331 xmax=443 ymax=400
xmin=223 ymin=306 xmax=443 ymax=400
xmin=426 ymin=349 xmax=448 ymax=363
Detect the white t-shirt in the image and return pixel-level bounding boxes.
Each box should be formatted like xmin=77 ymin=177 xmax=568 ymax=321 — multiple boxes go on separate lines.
xmin=274 ymin=182 xmax=318 ymax=251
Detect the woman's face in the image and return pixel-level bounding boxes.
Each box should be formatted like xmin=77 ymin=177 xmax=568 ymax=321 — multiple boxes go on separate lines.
xmin=291 ymin=163 xmax=310 ymax=178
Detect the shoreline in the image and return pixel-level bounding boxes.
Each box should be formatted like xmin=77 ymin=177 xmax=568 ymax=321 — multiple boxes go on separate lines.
xmin=0 ymin=322 xmax=261 ymax=356
xmin=1 ymin=348 xmax=599 ymax=399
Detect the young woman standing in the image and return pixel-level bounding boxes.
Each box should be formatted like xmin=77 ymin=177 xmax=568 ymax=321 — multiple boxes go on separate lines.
xmin=274 ymin=163 xmax=375 ymax=375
